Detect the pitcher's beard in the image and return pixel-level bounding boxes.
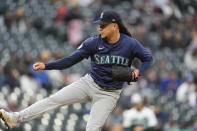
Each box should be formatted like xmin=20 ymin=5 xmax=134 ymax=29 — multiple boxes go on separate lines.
xmin=100 ymin=35 xmax=108 ymax=42
xmin=99 ymin=34 xmax=107 ymax=40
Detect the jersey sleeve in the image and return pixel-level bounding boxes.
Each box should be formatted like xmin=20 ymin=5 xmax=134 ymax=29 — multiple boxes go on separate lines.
xmin=147 ymin=109 xmax=158 ymax=127
xmin=122 ymin=110 xmax=133 ymax=128
xmin=75 ymin=38 xmax=94 ymax=59
xmin=45 ymin=38 xmax=94 ymax=70
xmin=133 ymin=39 xmax=153 ymax=73
xmin=133 ymin=39 xmax=153 ymax=62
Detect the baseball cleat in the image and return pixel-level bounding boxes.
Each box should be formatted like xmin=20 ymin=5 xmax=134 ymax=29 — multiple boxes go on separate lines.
xmin=0 ymin=109 xmax=19 ymax=129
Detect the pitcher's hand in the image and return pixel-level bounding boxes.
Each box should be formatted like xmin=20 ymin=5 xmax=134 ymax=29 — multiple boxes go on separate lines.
xmin=33 ymin=62 xmax=45 ymax=71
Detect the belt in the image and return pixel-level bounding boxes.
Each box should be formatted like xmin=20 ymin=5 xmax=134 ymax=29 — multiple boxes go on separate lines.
xmin=95 ymin=83 xmax=121 ymax=91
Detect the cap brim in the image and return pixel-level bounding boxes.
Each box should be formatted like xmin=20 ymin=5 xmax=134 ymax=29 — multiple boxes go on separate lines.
xmin=94 ymin=20 xmax=109 ymax=25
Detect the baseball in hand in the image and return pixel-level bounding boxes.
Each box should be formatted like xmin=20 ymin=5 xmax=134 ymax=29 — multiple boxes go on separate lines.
xmin=33 ymin=62 xmax=45 ymax=71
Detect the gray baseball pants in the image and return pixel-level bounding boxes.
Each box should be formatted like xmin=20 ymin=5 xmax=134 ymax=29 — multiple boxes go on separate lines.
xmin=18 ymin=74 xmax=122 ymax=131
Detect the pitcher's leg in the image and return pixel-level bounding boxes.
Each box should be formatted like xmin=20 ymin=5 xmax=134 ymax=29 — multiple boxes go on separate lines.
xmin=86 ymin=95 xmax=118 ymax=131
xmin=19 ymin=79 xmax=90 ymax=122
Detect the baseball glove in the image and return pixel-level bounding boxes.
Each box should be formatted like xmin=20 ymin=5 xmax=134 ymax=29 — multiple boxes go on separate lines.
xmin=112 ymin=66 xmax=139 ymax=83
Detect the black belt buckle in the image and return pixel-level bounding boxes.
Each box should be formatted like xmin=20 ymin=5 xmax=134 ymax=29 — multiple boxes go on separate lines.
xmin=97 ymin=84 xmax=118 ymax=91
xmin=102 ymin=87 xmax=115 ymax=90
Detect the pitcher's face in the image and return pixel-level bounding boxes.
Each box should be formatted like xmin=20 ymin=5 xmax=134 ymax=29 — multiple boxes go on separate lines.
xmin=99 ymin=23 xmax=118 ymax=39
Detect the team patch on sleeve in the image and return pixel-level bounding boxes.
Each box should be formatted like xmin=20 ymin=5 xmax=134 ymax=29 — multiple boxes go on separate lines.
xmin=77 ymin=42 xmax=84 ymax=49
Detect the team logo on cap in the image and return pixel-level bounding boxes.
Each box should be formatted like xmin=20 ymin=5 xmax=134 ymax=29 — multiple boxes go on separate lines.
xmin=100 ymin=12 xmax=104 ymax=19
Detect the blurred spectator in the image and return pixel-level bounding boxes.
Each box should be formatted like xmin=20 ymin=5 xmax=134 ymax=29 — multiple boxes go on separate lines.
xmin=184 ymin=14 xmax=195 ymax=31
xmin=159 ymin=28 xmax=174 ymax=49
xmin=4 ymin=10 xmax=13 ymax=29
xmin=176 ymin=74 xmax=195 ymax=104
xmin=32 ymin=17 xmax=44 ymax=31
xmin=184 ymin=28 xmax=197 ymax=72
xmin=148 ymin=17 xmax=163 ymax=50
xmin=161 ymin=0 xmax=182 ymax=19
xmin=103 ymin=106 xmax=123 ymax=131
xmin=30 ymin=50 xmax=52 ymax=90
xmin=23 ymin=53 xmax=34 ymax=73
xmin=65 ymin=8 xmax=83 ymax=47
xmin=160 ymin=71 xmax=182 ymax=94
xmin=153 ymin=104 xmax=167 ymax=130
xmin=134 ymin=20 xmax=148 ymax=46
xmin=149 ymin=17 xmax=163 ymax=33
xmin=157 ymin=59 xmax=170 ymax=82
xmin=4 ymin=52 xmax=27 ymax=75
xmin=40 ymin=49 xmax=51 ymax=63
xmin=54 ymin=4 xmax=68 ymax=25
xmin=14 ymin=7 xmax=28 ymax=34
xmin=184 ymin=47 xmax=197 ymax=72
xmin=67 ymin=18 xmax=83 ymax=47
xmin=188 ymin=84 xmax=197 ymax=107
xmin=144 ymin=68 xmax=158 ymax=85
xmin=172 ymin=31 xmax=186 ymax=49
xmin=4 ymin=68 xmax=20 ymax=91
xmin=123 ymin=93 xmax=158 ymax=131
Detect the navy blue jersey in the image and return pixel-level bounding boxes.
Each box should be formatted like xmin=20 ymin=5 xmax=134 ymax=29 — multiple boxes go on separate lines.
xmin=45 ymin=33 xmax=153 ymax=89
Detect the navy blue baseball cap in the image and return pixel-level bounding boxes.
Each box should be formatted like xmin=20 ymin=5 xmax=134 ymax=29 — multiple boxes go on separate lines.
xmin=94 ymin=10 xmax=121 ymax=25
